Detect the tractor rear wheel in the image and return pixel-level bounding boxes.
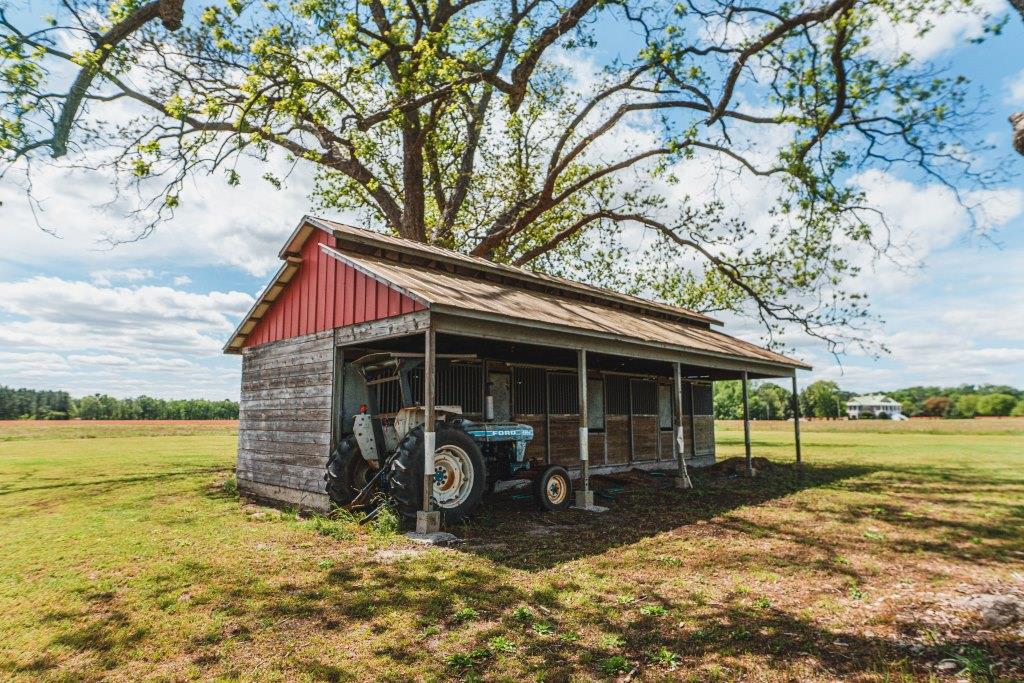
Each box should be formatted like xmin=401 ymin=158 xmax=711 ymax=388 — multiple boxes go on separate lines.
xmin=325 ymin=435 xmax=376 ymax=507
xmin=387 ymin=424 xmax=487 ymax=525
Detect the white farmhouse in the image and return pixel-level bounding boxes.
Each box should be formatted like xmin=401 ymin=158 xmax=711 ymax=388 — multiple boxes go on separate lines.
xmin=847 ymin=394 xmax=905 ymax=419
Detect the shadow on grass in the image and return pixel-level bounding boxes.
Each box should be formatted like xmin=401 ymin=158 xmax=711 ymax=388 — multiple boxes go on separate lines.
xmin=456 ymin=462 xmax=871 ymax=571
xmin=431 ymin=595 xmax=1019 ymax=681
xmin=450 ymin=460 xmax=1024 ymax=573
xmin=0 ymin=466 xmax=230 ymax=498
xmin=2 ymin=608 xmax=151 ymax=677
xmin=286 ymin=540 xmax=1020 ymax=681
xmin=8 ymin=457 xmax=1020 ymax=681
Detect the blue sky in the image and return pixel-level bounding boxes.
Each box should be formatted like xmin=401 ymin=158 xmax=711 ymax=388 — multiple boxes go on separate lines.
xmin=1 ymin=2 xmax=1023 ymax=400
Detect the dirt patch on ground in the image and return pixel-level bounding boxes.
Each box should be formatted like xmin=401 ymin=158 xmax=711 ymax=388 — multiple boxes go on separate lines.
xmin=704 ymin=455 xmax=779 ymax=477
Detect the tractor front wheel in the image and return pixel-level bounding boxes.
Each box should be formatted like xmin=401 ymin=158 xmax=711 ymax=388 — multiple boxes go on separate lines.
xmin=325 ymin=435 xmax=377 ymax=507
xmin=533 ymin=465 xmax=573 ymax=512
xmin=387 ymin=424 xmax=487 ymax=525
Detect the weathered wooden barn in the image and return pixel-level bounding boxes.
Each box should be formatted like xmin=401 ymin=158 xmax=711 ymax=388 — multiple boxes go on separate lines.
xmin=225 ymin=216 xmax=809 ymax=513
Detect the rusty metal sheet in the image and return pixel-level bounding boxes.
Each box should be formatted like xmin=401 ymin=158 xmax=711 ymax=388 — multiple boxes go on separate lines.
xmin=338 ymin=250 xmax=807 ymax=370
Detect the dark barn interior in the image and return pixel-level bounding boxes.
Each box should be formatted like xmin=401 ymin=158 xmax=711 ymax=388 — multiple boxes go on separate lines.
xmin=338 ymin=334 xmax=719 ymax=472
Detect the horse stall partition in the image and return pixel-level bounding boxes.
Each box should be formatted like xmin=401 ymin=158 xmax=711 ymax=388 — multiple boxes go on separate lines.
xmin=512 ymin=366 xmax=548 ymax=464
xmin=673 ymin=380 xmax=715 ymax=465
xmin=604 ymin=375 xmax=630 ymax=465
xmin=547 ymin=371 xmax=581 ymax=467
xmin=657 ymin=380 xmax=674 ymax=461
xmin=629 ymin=378 xmax=659 ymax=461
xmin=690 ymin=381 xmax=716 ymax=464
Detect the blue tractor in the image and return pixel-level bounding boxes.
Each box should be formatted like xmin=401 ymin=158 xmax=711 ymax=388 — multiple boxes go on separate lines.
xmin=325 ymin=353 xmax=573 ymax=524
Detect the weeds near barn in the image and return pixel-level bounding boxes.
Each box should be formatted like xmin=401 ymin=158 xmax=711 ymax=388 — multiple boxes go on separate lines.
xmin=0 ymin=419 xmax=1022 ymax=680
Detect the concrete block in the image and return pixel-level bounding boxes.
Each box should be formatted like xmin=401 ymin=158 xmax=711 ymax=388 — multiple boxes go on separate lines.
xmin=415 ymin=510 xmax=441 ymax=534
xmin=406 ymin=531 xmax=461 ymax=547
xmin=674 ymin=476 xmax=692 ymax=489
xmin=575 ymin=489 xmax=595 ymax=508
xmin=571 ymin=503 xmax=609 ymax=513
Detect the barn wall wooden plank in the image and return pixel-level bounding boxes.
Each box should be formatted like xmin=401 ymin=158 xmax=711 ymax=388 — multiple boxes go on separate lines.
xmin=237 ymin=449 xmax=328 ymax=469
xmin=240 ymin=385 xmax=333 ymax=402
xmin=244 ymin=330 xmax=334 ymax=359
xmin=606 ymin=415 xmax=630 ymax=464
xmin=631 ymin=415 xmax=658 ymax=462
xmin=548 ymin=414 xmax=580 ymax=467
xmin=236 ymin=408 xmax=332 ymax=422
xmin=237 ymin=469 xmax=328 ymax=495
xmin=237 ymin=418 xmax=332 ymax=433
xmin=237 ymin=479 xmax=330 ymax=512
xmin=514 ymin=414 xmax=547 ymax=463
xmin=235 ymin=330 xmax=334 ymax=511
xmin=241 ymin=363 xmax=334 ymax=383
xmin=241 ymin=372 xmax=333 ymax=391
xmin=237 ymin=458 xmax=326 ymax=482
xmin=236 ymin=437 xmax=324 ymax=457
xmin=241 ymin=348 xmax=335 ymax=372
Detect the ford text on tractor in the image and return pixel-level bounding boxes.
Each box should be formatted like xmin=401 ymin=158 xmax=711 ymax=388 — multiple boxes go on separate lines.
xmin=325 ymin=353 xmax=573 ymax=523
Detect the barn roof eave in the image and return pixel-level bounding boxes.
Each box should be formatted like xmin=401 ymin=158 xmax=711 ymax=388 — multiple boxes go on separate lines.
xmin=223 ymin=256 xmax=302 ymax=354
xmin=428 ymin=305 xmax=812 ymax=376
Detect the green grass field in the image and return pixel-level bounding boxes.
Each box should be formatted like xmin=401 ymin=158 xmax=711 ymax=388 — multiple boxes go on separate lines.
xmin=1 ymin=419 xmax=1022 ymax=681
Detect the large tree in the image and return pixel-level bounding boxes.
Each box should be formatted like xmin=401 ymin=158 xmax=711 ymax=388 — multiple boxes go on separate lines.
xmin=0 ymin=0 xmax=1005 ymax=351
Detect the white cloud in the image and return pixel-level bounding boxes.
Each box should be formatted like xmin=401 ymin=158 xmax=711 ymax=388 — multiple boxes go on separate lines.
xmin=90 ymin=268 xmax=155 ymax=286
xmin=849 ymin=170 xmax=1023 ymax=292
xmin=67 ymin=354 xmax=132 ymax=366
xmin=1007 ymin=68 xmax=1024 ymax=105
xmin=172 ymin=275 xmax=192 ymax=286
xmin=0 ymin=152 xmax=325 ymax=279
xmin=0 ymin=277 xmax=250 ymax=398
xmin=868 ymin=0 xmax=1007 ymax=61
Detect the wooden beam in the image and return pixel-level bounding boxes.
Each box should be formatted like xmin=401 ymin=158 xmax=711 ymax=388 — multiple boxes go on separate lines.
xmin=423 ymin=326 xmax=436 ymax=513
xmin=334 ymin=310 xmax=431 ymax=346
xmin=673 ymin=363 xmax=692 ymax=488
xmin=792 ymin=374 xmax=802 ymax=465
xmin=742 ymin=370 xmax=753 ymax=476
xmin=578 ymin=349 xmax=589 ymax=493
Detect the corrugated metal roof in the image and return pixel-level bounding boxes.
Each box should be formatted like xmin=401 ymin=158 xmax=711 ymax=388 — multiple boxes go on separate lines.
xmin=320 ymin=244 xmax=809 ymax=371
xmin=307 ymin=216 xmax=722 ymax=328
xmin=227 ymin=216 xmax=809 ymax=371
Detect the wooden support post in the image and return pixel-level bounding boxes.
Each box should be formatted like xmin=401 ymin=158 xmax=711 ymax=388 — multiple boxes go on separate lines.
xmin=416 ymin=326 xmax=440 ymax=534
xmin=742 ymin=370 xmax=754 ymax=477
xmin=689 ymin=383 xmax=697 ymax=459
xmin=673 ymin=362 xmax=692 ymax=489
xmin=792 ymin=374 xmax=802 ymax=465
xmin=575 ymin=349 xmax=596 ymax=509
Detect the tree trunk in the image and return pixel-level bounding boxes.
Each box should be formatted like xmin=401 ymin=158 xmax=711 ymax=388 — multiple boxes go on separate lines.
xmin=1011 ymin=112 xmax=1024 ymax=157
xmin=401 ymin=113 xmax=427 ymax=241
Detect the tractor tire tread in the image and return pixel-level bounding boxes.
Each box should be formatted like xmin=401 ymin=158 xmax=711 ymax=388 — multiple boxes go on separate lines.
xmin=385 ymin=423 xmax=486 ymax=525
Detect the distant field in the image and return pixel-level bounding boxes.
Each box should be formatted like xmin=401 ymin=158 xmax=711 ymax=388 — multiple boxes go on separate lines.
xmin=0 ymin=419 xmax=1021 ymax=681
xmin=720 ymin=416 xmax=1024 ymax=435
xmin=0 ymin=419 xmax=238 ymax=442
